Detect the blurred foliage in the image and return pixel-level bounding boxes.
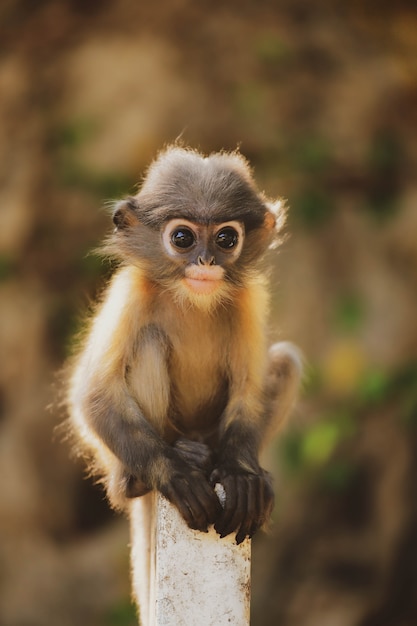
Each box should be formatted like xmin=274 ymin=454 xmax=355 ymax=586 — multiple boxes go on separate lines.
xmin=358 ymin=362 xmax=417 ymax=427
xmin=51 ymin=119 xmax=136 ymax=199
xmin=388 ymin=363 xmax=417 ymax=428
xmin=53 ymin=117 xmax=100 ymax=149
xmin=1 ymin=2 xmax=416 ymax=624
xmin=319 ymin=459 xmax=359 ymax=492
xmin=302 ymin=411 xmax=356 ymax=464
xmin=287 ymin=135 xmax=336 ymax=229
xmin=290 ymin=135 xmax=333 ymax=175
xmin=47 ymin=295 xmax=80 ymax=360
xmin=302 ymin=363 xmax=324 ymax=396
xmin=280 ymin=410 xmax=356 ymax=478
xmin=332 ymin=292 xmax=366 ymax=334
xmin=58 ymin=160 xmax=134 ymax=199
xmin=0 ymin=255 xmax=17 ymax=281
xmin=234 ymin=81 xmax=268 ymax=120
xmin=368 ymin=131 xmax=403 ymax=174
xmin=290 ymin=186 xmax=335 ymax=229
xmin=364 ymin=129 xmax=404 ymax=221
xmin=75 ymin=250 xmax=114 ymax=282
xmin=254 ymin=32 xmax=291 ymax=65
xmin=104 ymin=599 xmax=137 ymax=626
xmin=358 ymin=368 xmax=392 ymax=406
xmin=322 ymin=339 xmax=368 ymax=396
xmin=279 ymin=359 xmax=417 ymax=493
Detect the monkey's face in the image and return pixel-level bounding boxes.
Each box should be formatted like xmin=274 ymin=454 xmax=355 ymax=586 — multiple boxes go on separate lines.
xmin=109 ymin=201 xmax=276 ymax=311
xmin=105 ymin=147 xmax=286 ymax=310
xmin=161 ymin=218 xmax=244 ymax=299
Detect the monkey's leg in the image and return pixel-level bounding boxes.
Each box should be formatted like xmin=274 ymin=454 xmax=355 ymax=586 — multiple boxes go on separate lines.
xmin=261 ymin=341 xmax=303 ymax=447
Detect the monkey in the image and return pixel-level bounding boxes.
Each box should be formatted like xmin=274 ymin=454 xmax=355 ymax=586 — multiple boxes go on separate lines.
xmin=67 ymin=146 xmax=302 ymax=614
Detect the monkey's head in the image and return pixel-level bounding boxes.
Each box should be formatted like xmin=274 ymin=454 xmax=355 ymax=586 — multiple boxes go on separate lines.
xmin=107 ymin=146 xmax=285 ymax=310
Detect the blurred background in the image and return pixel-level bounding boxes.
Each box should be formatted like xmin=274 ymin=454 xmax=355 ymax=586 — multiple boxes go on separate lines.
xmin=1 ymin=1 xmax=416 ymax=624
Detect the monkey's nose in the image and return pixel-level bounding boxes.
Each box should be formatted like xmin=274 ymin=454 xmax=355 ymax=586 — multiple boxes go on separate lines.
xmin=197 ymin=255 xmax=216 ymax=266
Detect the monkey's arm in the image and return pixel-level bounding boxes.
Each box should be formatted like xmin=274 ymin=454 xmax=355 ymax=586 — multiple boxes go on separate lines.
xmin=69 ymin=270 xmax=220 ymax=532
xmin=84 ymin=385 xmax=220 ymax=532
xmin=212 ymin=343 xmax=302 ymax=544
xmin=211 ymin=284 xmax=275 ymax=544
xmin=212 ymin=404 xmax=274 ymax=544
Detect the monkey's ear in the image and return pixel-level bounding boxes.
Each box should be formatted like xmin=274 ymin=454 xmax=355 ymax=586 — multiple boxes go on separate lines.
xmin=263 ymin=210 xmax=276 ymax=232
xmin=112 ymin=198 xmax=140 ymax=230
xmin=264 ymin=199 xmax=287 ymax=248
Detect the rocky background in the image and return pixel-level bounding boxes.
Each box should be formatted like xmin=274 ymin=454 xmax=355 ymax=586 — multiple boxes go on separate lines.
xmin=0 ymin=1 xmax=416 ymax=625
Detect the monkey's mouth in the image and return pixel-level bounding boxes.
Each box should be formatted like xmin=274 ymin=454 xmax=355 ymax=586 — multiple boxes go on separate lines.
xmin=184 ymin=277 xmax=223 ymax=295
xmin=184 ymin=266 xmax=224 ymax=295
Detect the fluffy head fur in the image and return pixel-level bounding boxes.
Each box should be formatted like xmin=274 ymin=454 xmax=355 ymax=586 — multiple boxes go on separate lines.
xmin=103 ymin=146 xmax=286 ymax=310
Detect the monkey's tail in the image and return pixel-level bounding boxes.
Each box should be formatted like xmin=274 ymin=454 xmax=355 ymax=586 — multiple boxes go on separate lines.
xmin=262 ymin=341 xmax=304 ymax=445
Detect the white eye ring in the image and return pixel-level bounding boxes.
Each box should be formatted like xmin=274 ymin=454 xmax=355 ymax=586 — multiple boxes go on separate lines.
xmin=170 ymin=226 xmax=196 ymax=249
xmin=162 ymin=218 xmax=198 ymax=256
xmin=162 ymin=218 xmax=245 ymax=259
xmin=213 ymin=221 xmax=244 ymax=258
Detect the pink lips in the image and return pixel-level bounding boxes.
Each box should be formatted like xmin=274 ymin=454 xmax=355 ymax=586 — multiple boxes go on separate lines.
xmin=184 ymin=266 xmax=224 ymax=294
xmin=184 ymin=278 xmax=222 ymax=294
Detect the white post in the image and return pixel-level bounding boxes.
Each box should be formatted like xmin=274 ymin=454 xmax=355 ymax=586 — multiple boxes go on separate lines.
xmin=130 ymin=490 xmax=251 ymax=626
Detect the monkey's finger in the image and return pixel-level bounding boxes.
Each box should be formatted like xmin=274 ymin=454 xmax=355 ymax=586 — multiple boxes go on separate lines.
xmin=226 ymin=476 xmax=250 ymax=541
xmin=213 ymin=474 xmax=236 ymax=536
xmin=186 ymin=475 xmax=223 ymax=528
xmin=260 ymin=472 xmax=274 ymax=524
xmin=260 ymin=475 xmax=275 ymax=525
xmin=246 ymin=477 xmax=266 ymax=539
xmin=209 ymin=468 xmax=222 ymax=486
xmin=221 ymin=476 xmax=247 ymax=537
xmin=161 ymin=478 xmax=210 ymax=532
xmin=180 ymin=484 xmax=213 ymax=532
xmin=235 ymin=476 xmax=256 ymax=544
xmin=200 ymin=479 xmax=224 ymax=522
xmin=248 ymin=475 xmax=265 ymax=537
xmin=171 ymin=471 xmax=222 ymax=531
xmin=160 ymin=481 xmax=196 ymax=528
xmin=249 ymin=474 xmax=274 ymax=538
xmin=215 ymin=475 xmax=243 ymax=538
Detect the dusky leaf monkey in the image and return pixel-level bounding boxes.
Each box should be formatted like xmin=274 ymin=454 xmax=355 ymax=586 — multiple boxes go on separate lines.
xmin=67 ymin=145 xmax=302 ymax=617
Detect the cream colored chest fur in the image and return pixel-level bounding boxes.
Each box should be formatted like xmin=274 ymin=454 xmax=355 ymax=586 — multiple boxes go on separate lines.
xmin=167 ymin=311 xmax=229 ymax=423
xmin=128 ymin=297 xmax=232 ymax=432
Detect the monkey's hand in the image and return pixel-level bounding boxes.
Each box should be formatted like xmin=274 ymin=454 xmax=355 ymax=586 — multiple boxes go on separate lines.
xmin=173 ymin=437 xmax=215 ymax=476
xmin=124 ymin=438 xmax=213 ymax=498
xmin=210 ymin=463 xmax=274 ymax=544
xmin=159 ymin=448 xmax=222 ymax=533
xmin=124 ymin=438 xmax=219 ymax=531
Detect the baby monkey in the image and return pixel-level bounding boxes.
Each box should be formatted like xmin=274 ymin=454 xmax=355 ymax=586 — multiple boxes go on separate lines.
xmin=68 ymin=146 xmax=302 ymax=546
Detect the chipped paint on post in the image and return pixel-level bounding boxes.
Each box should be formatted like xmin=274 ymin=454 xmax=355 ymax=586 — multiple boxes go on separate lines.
xmin=131 ymin=488 xmax=251 ymax=625
xmin=150 ymin=493 xmax=251 ymax=626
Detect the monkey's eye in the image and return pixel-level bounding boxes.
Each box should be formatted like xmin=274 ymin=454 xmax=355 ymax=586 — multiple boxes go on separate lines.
xmin=171 ymin=227 xmax=196 ymax=249
xmin=215 ymin=226 xmax=239 ymax=250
